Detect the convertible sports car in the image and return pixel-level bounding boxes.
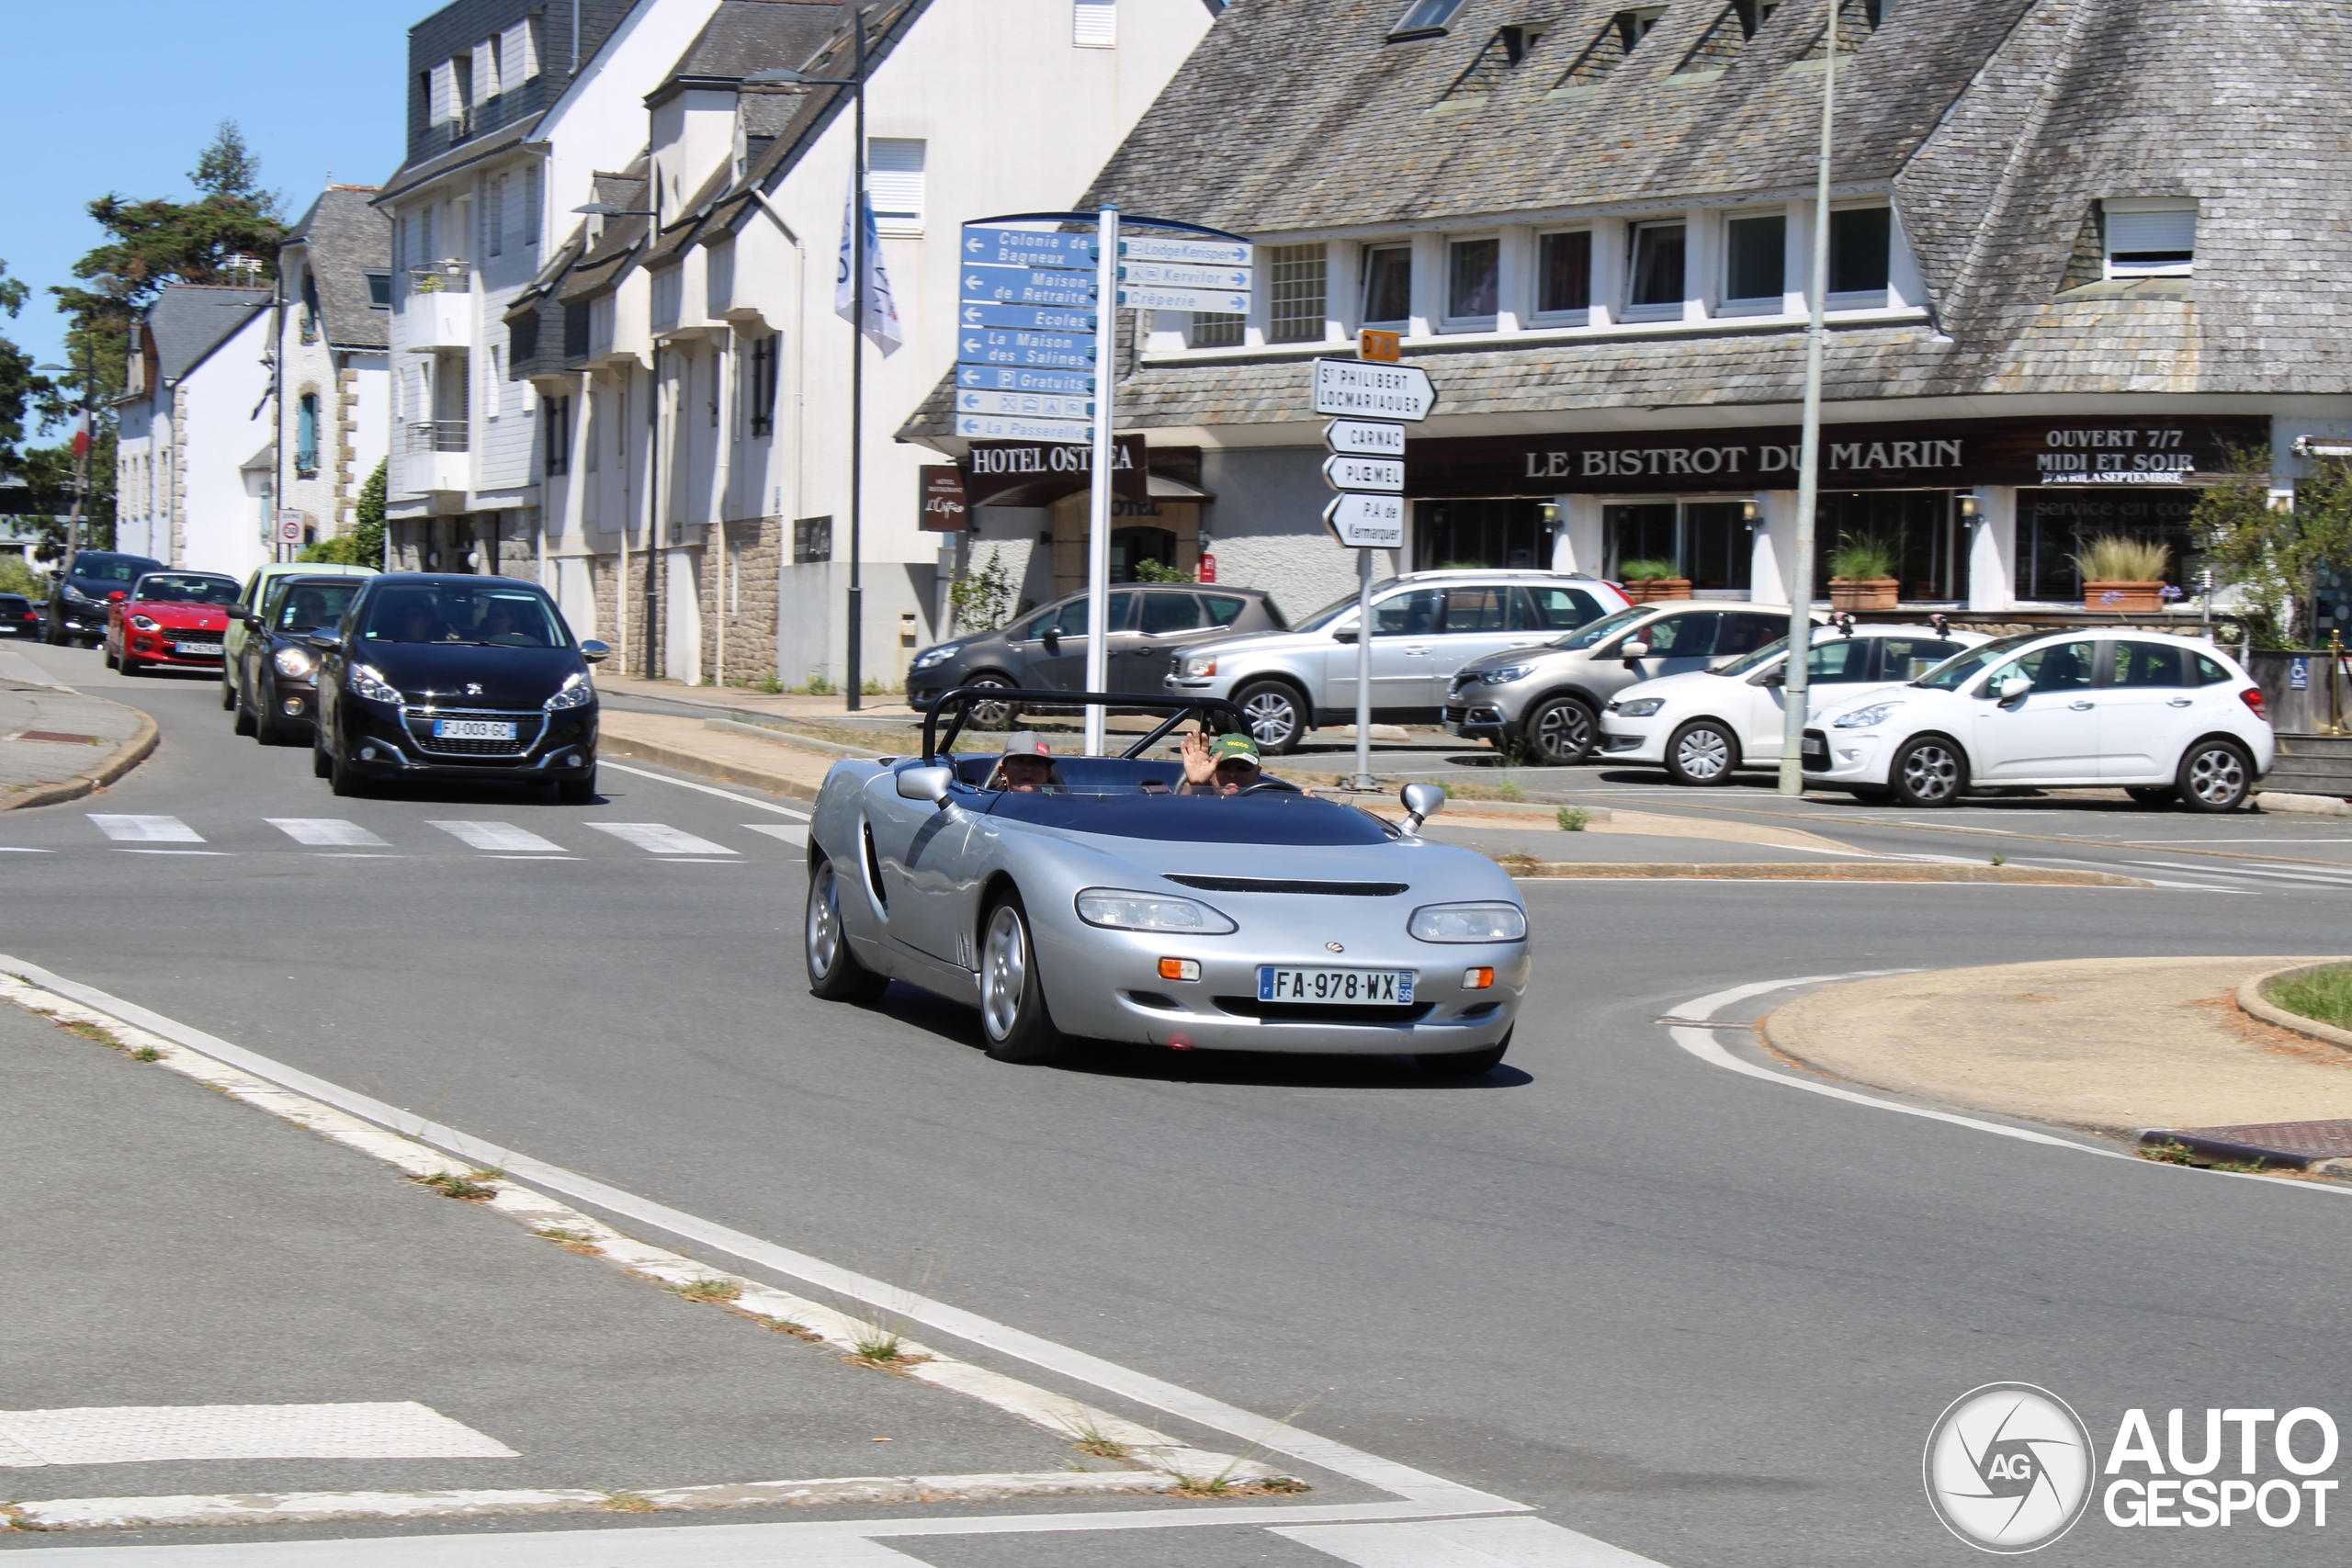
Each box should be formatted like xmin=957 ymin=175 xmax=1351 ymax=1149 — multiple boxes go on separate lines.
xmin=104 ymin=570 xmax=241 ymax=675
xmin=804 ymin=689 xmax=1531 ymax=1071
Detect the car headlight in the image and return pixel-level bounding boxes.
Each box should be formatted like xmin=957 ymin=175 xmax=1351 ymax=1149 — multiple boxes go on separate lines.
xmin=1181 ymin=654 xmax=1219 ymax=679
xmin=65 ymin=586 xmax=101 ymax=605
xmin=130 ymin=615 xmax=159 ymax=631
xmin=1408 ymin=901 xmax=1529 ymax=943
xmin=545 ymin=672 xmax=594 ymax=711
xmin=909 ymin=645 xmax=956 ymax=672
xmin=274 ymin=646 xmax=315 ymax=678
xmin=1832 ymin=701 xmax=1902 ymax=729
xmin=1479 ymin=665 xmax=1534 ymax=685
xmin=348 ymin=663 xmax=401 ymax=704
xmin=1075 ymin=888 xmax=1237 ymax=934
xmin=1611 ymin=696 xmax=1666 ymax=717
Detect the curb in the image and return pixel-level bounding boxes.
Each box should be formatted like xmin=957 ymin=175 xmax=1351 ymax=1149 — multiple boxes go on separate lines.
xmin=1 ymin=707 xmax=160 ymax=813
xmin=602 ymin=733 xmax=827 ymax=803
xmin=1500 ymin=860 xmax=2150 ymax=886
xmin=2256 ymin=791 xmax=2352 ymax=817
xmin=706 ymin=716 xmax=887 ymax=760
xmin=2235 ymin=961 xmax=2352 ymax=1052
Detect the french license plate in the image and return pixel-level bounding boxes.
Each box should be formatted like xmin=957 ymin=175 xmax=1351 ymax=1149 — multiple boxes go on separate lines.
xmin=1802 ymin=735 xmax=1827 ymax=761
xmin=1258 ymin=966 xmax=1415 ymax=1005
xmin=175 ymin=641 xmax=222 ymax=656
xmin=434 ymin=719 xmax=517 ymax=739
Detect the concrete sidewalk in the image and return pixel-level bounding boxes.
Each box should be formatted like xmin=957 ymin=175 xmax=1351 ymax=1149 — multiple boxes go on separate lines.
xmin=1762 ymin=955 xmax=2352 ymax=1143
xmin=0 ymin=650 xmax=155 ymax=811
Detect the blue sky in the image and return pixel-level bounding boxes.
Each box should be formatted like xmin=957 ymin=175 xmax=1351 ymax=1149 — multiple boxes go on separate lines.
xmin=1 ymin=2 xmax=414 ymax=402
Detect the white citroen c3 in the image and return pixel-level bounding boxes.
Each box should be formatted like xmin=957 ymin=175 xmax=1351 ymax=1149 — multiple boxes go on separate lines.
xmin=1803 ymin=629 xmax=2274 ymax=811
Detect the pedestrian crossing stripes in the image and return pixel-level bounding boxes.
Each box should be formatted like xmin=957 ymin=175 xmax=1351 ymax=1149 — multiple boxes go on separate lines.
xmin=87 ymin=814 xmax=202 ymax=842
xmin=1276 ymin=1516 xmax=1667 ymax=1567
xmin=586 ymin=822 xmax=736 ymax=856
xmin=742 ymin=822 xmax=810 ymax=848
xmin=57 ymin=812 xmax=816 ymax=862
xmin=266 ymin=818 xmax=390 ymax=847
xmin=427 ymin=820 xmax=567 ymax=853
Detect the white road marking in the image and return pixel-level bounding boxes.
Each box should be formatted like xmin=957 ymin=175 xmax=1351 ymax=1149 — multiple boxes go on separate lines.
xmin=599 ymin=759 xmax=813 ymax=818
xmin=2128 ymin=859 xmax=2352 ymax=887
xmin=586 ymin=821 xmax=737 ymax=855
xmin=0 ymin=847 xmax=55 ymax=852
xmin=87 ymin=815 xmax=201 ymax=842
xmin=744 ymin=822 xmax=810 ymax=848
xmin=428 ymin=820 xmax=565 ymax=853
xmin=112 ymin=849 xmax=231 ymax=856
xmin=0 ymin=1403 xmax=514 ymax=1468
xmin=1280 ymin=1516 xmax=1666 ymax=1566
xmin=266 ymin=818 xmax=390 ymax=848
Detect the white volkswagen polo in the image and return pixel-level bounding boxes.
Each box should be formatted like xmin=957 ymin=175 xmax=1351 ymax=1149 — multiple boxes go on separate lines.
xmin=1803 ymin=629 xmax=2274 ymax=811
xmin=1600 ymin=623 xmax=1989 ymax=785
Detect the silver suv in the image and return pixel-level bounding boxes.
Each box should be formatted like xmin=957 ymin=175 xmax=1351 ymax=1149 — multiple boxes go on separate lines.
xmin=1444 ymin=602 xmax=1797 ymax=764
xmin=1160 ymin=570 xmax=1630 ymax=753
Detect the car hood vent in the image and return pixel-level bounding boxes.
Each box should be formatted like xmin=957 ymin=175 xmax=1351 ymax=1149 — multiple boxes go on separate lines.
xmin=1164 ymin=875 xmax=1408 ymax=897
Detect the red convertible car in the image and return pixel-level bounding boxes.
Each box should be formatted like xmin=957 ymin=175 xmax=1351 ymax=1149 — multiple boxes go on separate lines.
xmin=105 ymin=570 xmax=243 ymax=675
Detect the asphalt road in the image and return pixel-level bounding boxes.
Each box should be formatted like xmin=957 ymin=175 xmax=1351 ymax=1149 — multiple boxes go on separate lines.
xmin=10 ymin=641 xmax=2352 ymax=1566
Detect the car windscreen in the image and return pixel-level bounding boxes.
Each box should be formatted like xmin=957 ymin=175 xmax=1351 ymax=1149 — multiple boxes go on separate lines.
xmin=71 ymin=555 xmax=162 ymax=584
xmin=1551 ymin=604 xmax=1653 ymax=651
xmin=1910 ymin=632 xmax=2046 ymax=691
xmin=358 ymin=586 xmax=570 ymax=648
xmin=133 ymin=573 xmax=241 ymax=605
xmin=981 ymin=789 xmax=1395 ymax=846
xmin=1716 ymin=635 xmax=1792 ymax=677
xmin=267 ymin=580 xmax=364 ymax=631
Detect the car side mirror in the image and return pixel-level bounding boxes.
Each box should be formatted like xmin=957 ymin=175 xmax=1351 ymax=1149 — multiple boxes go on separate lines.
xmin=896 ymin=763 xmax=956 ymax=809
xmin=1757 ymin=669 xmax=1785 ymax=688
xmin=304 ymin=631 xmax=343 ymax=652
xmin=1996 ymin=674 xmax=2033 ymax=704
xmin=579 ymin=639 xmax=611 ymax=664
xmin=1040 ymin=629 xmax=1060 ymax=652
xmin=1621 ymin=639 xmax=1652 ymax=660
xmin=243 ymin=612 xmax=265 ymax=628
xmin=1399 ymin=781 xmax=1446 ymax=835
xmin=1331 ymin=626 xmax=1359 ymax=644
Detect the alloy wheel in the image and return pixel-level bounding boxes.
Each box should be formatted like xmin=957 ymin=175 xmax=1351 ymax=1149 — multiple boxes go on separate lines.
xmin=2185 ymin=744 xmax=2247 ymax=807
xmin=979 ymin=903 xmax=1028 ymax=1043
xmin=1241 ymin=688 xmax=1299 ymax=750
xmin=1533 ymin=700 xmax=1594 ymax=763
xmin=1900 ymin=740 xmax=1962 ymax=803
xmin=967 ymin=677 xmax=1015 ymax=729
xmin=807 ymin=862 xmax=843 ymax=976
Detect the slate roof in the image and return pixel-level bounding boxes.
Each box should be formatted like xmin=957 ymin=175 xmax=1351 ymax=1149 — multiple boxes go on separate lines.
xmin=143 ymin=285 xmax=273 ymax=387
xmin=649 ymin=0 xmax=841 ymax=104
xmin=377 ymin=117 xmax=539 ymax=204
xmin=902 ymin=0 xmax=2352 ymax=443
xmin=284 ymin=187 xmax=392 ymax=351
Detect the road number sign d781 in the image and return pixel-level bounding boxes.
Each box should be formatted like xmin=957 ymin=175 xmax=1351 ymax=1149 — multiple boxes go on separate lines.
xmin=1311 ymin=359 xmax=1435 ymax=422
xmin=1323 ymin=455 xmax=1405 ymax=493
xmin=1324 ymin=493 xmax=1405 ymax=549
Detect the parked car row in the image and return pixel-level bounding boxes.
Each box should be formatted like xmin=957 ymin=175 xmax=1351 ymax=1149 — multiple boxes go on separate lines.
xmin=905 ymin=567 xmax=2275 ymax=812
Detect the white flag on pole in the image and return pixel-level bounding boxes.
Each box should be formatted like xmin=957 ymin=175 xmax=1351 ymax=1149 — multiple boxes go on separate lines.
xmin=835 ymin=176 xmax=903 ymax=355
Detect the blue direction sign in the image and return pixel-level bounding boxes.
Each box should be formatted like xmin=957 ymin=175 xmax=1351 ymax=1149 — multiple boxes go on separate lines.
xmin=957 ymin=326 xmax=1094 ymax=371
xmin=956 ymin=388 xmax=1095 ymax=422
xmin=962 ymin=265 xmax=1097 ymax=308
xmin=1117 ymin=261 xmax=1252 ymax=291
xmin=961 ymin=226 xmax=1098 ymax=269
xmin=955 ymin=412 xmax=1093 ymax=445
xmin=1115 ymin=285 xmax=1250 ymax=314
xmin=957 ymin=301 xmax=1098 ymax=334
xmin=1119 ymin=235 xmax=1252 ymax=267
xmin=957 ymin=364 xmax=1096 ymax=396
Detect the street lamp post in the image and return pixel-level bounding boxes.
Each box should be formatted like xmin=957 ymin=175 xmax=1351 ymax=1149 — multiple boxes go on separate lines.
xmin=749 ymin=6 xmax=875 ymax=709
xmin=1777 ymin=0 xmax=1838 ymax=796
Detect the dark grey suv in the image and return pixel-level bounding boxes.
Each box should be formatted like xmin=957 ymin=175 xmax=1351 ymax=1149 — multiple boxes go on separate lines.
xmin=908 ymin=583 xmax=1284 ymax=722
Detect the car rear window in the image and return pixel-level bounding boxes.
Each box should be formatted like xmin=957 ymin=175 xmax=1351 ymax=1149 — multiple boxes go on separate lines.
xmin=1204 ymin=593 xmax=1250 ymax=627
xmin=1140 ymin=592 xmax=1204 ymax=636
xmin=1514 ymin=586 xmax=1600 ymax=632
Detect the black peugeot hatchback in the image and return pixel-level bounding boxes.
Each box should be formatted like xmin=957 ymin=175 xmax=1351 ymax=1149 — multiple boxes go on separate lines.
xmin=311 ymin=574 xmax=607 ymax=802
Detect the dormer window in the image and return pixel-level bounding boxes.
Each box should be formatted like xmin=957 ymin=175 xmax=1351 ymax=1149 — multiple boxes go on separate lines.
xmin=1389 ymin=0 xmax=1466 ymax=41
xmin=2103 ymin=198 xmax=2196 ymax=278
xmin=1616 ymin=6 xmax=1667 ymax=50
xmin=1560 ymin=6 xmax=1666 ymax=88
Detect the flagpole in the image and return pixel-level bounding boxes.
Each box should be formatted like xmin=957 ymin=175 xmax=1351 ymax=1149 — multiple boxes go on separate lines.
xmin=844 ymin=11 xmax=867 ymax=711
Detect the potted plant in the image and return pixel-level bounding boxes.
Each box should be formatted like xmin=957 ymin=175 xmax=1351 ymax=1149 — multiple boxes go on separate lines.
xmin=2071 ymin=535 xmax=2170 ymax=614
xmin=1827 ymin=536 xmax=1898 ymax=611
xmin=1617 ymin=558 xmax=1690 ymax=604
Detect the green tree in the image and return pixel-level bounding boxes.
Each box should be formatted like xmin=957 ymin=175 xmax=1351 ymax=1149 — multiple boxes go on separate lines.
xmin=2192 ymin=445 xmax=2352 ymax=645
xmin=0 ymin=258 xmax=39 ymax=455
xmin=296 ymin=460 xmax=386 ymax=565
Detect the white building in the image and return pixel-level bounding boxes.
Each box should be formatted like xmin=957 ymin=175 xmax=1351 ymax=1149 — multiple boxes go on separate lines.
xmin=274 ymin=187 xmax=393 ymax=553
xmin=510 ymin=0 xmax=1223 ymax=687
xmin=114 ymin=284 xmax=276 ymax=575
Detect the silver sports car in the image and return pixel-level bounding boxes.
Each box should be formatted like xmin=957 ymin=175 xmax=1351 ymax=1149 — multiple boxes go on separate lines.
xmin=803 ymin=690 xmax=1531 ymax=1070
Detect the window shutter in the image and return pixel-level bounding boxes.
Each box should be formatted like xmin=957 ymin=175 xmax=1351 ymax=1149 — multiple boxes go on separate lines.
xmin=488 ymin=176 xmax=504 ymax=257
xmin=2105 ymin=209 xmax=2195 ymax=256
xmin=1074 ymin=0 xmax=1116 ymax=46
xmin=473 ymin=40 xmax=499 ymax=102
xmin=523 ymin=165 xmax=541 ymax=245
xmin=866 ymin=139 xmax=925 ymax=231
xmin=502 ymin=19 xmax=539 ymax=82
xmin=429 ymin=60 xmax=457 ymax=124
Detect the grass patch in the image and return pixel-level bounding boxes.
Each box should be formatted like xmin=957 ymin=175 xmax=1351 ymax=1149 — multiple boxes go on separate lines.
xmin=2266 ymin=964 xmax=2352 ymax=1032
xmin=1556 ymin=806 xmax=1589 ymax=832
xmin=55 ymin=1019 xmax=121 ymax=1048
xmin=1060 ymin=1413 xmax=1131 ymax=1461
xmin=600 ymin=1491 xmax=659 ymax=1514
xmin=417 ymin=1171 xmax=496 ymax=1201
xmin=1991 ymin=849 xmax=2007 ymax=867
xmin=130 ymin=1044 xmax=164 ymax=1062
xmin=669 ymin=1277 xmax=742 ymax=1304
xmin=534 ymin=1227 xmax=602 ymax=1255
xmin=1497 ymin=852 xmax=1544 ymax=876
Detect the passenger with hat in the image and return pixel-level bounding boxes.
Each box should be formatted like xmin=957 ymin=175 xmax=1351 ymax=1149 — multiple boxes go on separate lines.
xmin=1179 ymin=730 xmax=1302 ymax=796
xmin=988 ymin=731 xmax=1063 ymax=793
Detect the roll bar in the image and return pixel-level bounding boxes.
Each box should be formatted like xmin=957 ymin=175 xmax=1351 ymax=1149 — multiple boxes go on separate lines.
xmin=920 ymin=687 xmax=1253 ymax=765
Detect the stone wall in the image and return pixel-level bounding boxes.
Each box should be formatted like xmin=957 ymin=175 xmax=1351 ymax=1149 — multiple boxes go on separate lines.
xmin=698 ymin=516 xmax=781 ymax=686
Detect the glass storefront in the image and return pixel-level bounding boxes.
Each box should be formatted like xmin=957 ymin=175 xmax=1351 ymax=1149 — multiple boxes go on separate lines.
xmin=1814 ymin=490 xmax=1962 ymax=602
xmin=2015 ymin=489 xmax=2198 ymax=603
xmin=1601 ymin=500 xmax=1754 ymax=590
xmin=1414 ymin=498 xmax=1556 ymax=570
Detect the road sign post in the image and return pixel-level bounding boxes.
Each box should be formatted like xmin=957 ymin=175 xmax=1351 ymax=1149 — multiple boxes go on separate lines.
xmin=1083 ymin=208 xmax=1120 ymax=757
xmin=1315 ymin=359 xmax=1435 ymax=790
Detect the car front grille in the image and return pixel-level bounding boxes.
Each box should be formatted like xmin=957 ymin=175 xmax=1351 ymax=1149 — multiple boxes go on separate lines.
xmin=1164 ymin=875 xmax=1408 ymax=897
xmin=401 ymin=707 xmax=544 ymax=759
xmin=1214 ymin=997 xmax=1433 ymax=1025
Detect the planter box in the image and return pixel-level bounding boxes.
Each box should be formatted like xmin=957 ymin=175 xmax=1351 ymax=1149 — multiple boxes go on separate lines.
xmin=2084 ymin=581 xmax=2165 ymax=613
xmin=1622 ymin=579 xmax=1691 ymax=604
xmin=1828 ymin=578 xmax=1898 ymax=611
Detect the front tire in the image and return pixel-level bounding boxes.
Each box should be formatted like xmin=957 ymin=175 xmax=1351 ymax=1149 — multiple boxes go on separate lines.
xmin=328 ymin=743 xmax=369 ymax=797
xmin=555 ymin=767 xmax=597 ymax=806
xmin=963 ymin=673 xmax=1017 ymax=730
xmin=1664 ymin=718 xmax=1739 ymax=785
xmin=220 ymin=677 xmax=238 ymax=711
xmin=978 ymin=893 xmax=1068 ymax=1064
xmin=1889 ymin=735 xmax=1967 ymax=807
xmin=2176 ymin=739 xmax=2253 ymax=813
xmin=253 ymin=682 xmax=288 ymax=745
xmin=1232 ymin=680 xmax=1306 ymax=755
xmin=103 ymin=641 xmax=119 ymax=671
xmin=232 ymin=690 xmax=257 ymax=736
xmin=806 ymin=857 xmax=890 ymax=1003
xmin=1525 ymin=696 xmax=1598 ymax=766
xmin=1418 ymin=1030 xmax=1510 ymax=1075
xmin=313 ymin=738 xmax=333 ymax=778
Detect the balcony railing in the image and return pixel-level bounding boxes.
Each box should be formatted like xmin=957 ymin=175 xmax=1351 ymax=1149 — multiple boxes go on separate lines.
xmin=408 ymin=263 xmax=471 ymax=296
xmin=407 ymin=420 xmax=469 ymax=454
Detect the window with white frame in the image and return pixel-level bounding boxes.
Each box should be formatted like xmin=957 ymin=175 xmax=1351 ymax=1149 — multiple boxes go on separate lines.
xmin=1625 ymin=220 xmax=1686 ymax=320
xmin=1723 ymin=211 xmax=1785 ymax=309
xmin=1362 ymin=244 xmax=1412 ymax=327
xmin=1074 ymin=0 xmax=1116 ymax=46
xmin=1534 ymin=231 xmax=1592 ymax=321
xmin=866 ymin=139 xmax=924 ymax=235
xmin=1265 ymin=243 xmax=1328 ymax=343
xmin=1826 ymin=205 xmax=1891 ymax=306
xmin=2103 ymin=198 xmax=2196 ymax=277
xmin=1389 ymin=0 xmax=1466 ymax=39
xmin=1445 ymin=237 xmax=1498 ymax=328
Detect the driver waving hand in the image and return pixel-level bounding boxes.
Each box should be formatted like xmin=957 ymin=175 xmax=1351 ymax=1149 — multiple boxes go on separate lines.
xmin=1180 ymin=731 xmax=1304 ymax=796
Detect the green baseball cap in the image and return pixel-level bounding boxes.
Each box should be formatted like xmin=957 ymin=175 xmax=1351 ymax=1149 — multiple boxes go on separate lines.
xmin=1208 ymin=733 xmax=1262 ymax=767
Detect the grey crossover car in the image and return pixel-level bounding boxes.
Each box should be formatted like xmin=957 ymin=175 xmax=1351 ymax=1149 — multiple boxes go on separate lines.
xmin=907 ymin=583 xmax=1283 ymax=723
xmin=1444 ymin=602 xmax=1798 ymax=764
